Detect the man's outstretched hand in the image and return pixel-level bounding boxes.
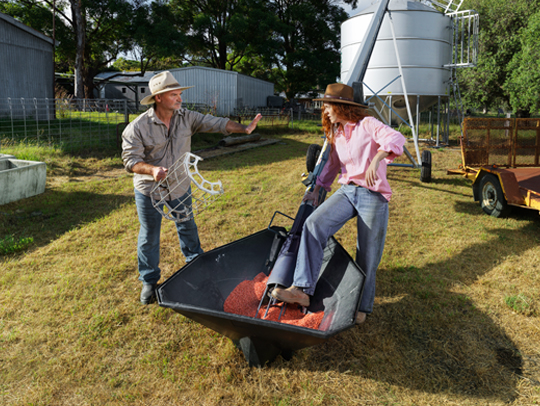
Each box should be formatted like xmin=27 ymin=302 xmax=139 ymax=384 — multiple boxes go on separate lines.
xmin=245 ymin=113 xmax=263 ymax=134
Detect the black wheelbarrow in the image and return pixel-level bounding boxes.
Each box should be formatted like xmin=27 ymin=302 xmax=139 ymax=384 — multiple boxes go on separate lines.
xmin=156 ymin=226 xmax=366 ymax=367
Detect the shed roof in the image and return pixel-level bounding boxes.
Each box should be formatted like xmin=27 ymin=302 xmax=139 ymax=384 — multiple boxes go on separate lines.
xmin=95 ymin=66 xmax=273 ymax=86
xmin=0 ymin=12 xmax=54 ymax=44
xmin=94 ymin=71 xmax=155 ymax=85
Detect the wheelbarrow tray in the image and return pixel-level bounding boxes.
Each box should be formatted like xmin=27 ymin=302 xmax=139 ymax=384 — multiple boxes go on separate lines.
xmin=157 ymin=228 xmax=366 ymax=366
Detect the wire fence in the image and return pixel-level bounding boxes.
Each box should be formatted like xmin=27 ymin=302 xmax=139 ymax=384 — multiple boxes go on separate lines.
xmin=0 ymin=98 xmax=299 ymax=153
xmin=0 ymin=97 xmax=139 ymax=152
xmin=0 ymin=97 xmax=465 ymax=155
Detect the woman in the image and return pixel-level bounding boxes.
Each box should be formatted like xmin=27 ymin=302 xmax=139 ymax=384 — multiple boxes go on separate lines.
xmin=271 ymin=83 xmax=406 ymax=324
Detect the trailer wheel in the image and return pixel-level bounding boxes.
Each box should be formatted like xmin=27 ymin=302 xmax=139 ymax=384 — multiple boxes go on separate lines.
xmin=479 ymin=174 xmax=511 ymax=217
xmin=306 ymin=144 xmax=322 ymax=173
xmin=420 ymin=150 xmax=432 ymax=183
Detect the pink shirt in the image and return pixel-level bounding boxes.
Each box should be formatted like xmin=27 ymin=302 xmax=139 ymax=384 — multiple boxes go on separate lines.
xmin=316 ymin=116 xmax=405 ymax=201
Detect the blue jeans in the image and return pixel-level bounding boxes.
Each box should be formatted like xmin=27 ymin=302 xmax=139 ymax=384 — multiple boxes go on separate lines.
xmin=293 ymin=184 xmax=389 ymax=314
xmin=134 ymin=188 xmax=204 ymax=285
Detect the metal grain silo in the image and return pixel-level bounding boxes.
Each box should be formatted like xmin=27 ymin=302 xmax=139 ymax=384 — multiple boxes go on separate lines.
xmin=341 ymin=0 xmax=452 ymax=124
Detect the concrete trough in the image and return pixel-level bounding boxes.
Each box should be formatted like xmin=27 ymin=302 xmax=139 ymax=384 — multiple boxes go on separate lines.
xmin=0 ymin=158 xmax=46 ymax=205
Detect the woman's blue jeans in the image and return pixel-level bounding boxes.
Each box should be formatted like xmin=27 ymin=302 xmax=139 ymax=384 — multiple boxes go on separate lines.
xmin=134 ymin=188 xmax=203 ymax=285
xmin=293 ymin=184 xmax=389 ymax=314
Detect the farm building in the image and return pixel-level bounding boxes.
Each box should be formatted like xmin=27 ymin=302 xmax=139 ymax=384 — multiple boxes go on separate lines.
xmin=95 ymin=66 xmax=275 ymax=116
xmin=93 ymin=71 xmax=155 ymax=107
xmin=0 ymin=12 xmax=54 ymax=103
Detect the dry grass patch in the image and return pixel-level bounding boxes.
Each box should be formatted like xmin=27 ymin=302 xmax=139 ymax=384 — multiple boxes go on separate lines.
xmin=1 ymin=129 xmax=539 ymax=405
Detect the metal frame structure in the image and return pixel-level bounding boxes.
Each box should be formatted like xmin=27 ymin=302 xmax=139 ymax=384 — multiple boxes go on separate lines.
xmin=150 ymin=152 xmax=223 ymax=223
xmin=445 ymin=9 xmax=480 ymax=140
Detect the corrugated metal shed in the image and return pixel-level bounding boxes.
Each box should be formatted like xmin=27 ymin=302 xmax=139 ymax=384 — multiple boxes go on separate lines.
xmin=95 ymin=66 xmax=274 ymax=116
xmin=170 ymin=67 xmax=238 ymax=116
xmin=0 ymin=12 xmax=54 ymax=101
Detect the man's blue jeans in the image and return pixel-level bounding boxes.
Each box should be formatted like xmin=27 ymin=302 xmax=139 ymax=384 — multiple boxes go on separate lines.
xmin=293 ymin=184 xmax=389 ymax=314
xmin=134 ymin=188 xmax=204 ymax=285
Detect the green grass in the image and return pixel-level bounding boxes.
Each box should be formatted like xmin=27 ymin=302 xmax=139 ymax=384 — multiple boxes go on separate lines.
xmin=0 ymin=235 xmax=34 ymax=255
xmin=505 ymin=294 xmax=533 ymax=315
xmin=0 ymin=121 xmax=539 ymax=405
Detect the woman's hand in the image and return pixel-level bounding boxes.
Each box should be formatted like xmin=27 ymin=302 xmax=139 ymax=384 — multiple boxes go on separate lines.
xmin=303 ymin=184 xmax=321 ymax=207
xmin=365 ymin=150 xmax=390 ymax=187
xmin=365 ymin=160 xmax=379 ymax=187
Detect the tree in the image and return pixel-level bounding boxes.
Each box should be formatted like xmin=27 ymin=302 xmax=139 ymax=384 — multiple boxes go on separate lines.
xmin=458 ymin=0 xmax=540 ymax=112
xmin=170 ymin=0 xmax=268 ymax=70
xmin=505 ymin=11 xmax=540 ymax=114
xmin=128 ymin=0 xmax=187 ymax=74
xmin=265 ymin=0 xmax=348 ymax=99
xmin=70 ymin=0 xmax=85 ymax=98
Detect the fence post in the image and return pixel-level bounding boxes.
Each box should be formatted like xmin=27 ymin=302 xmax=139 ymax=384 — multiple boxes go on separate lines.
xmin=124 ymin=100 xmax=129 ymax=124
xmin=21 ymin=98 xmax=27 ymax=140
xmin=290 ymin=108 xmax=293 ymax=129
xmin=46 ymin=98 xmax=51 ymax=143
xmin=8 ymin=98 xmax=14 ymax=141
xmin=34 ymin=98 xmax=39 ymax=142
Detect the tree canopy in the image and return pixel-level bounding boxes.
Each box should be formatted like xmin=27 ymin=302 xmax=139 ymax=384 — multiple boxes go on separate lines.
xmin=505 ymin=10 xmax=540 ymax=113
xmin=264 ymin=0 xmax=348 ymax=99
xmin=458 ymin=0 xmax=540 ymax=114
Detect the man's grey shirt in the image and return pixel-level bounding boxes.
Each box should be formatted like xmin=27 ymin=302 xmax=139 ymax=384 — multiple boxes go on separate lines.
xmin=122 ymin=107 xmax=230 ymax=200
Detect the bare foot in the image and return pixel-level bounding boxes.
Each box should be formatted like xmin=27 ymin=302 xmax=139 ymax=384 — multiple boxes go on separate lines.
xmin=355 ymin=312 xmax=367 ymax=324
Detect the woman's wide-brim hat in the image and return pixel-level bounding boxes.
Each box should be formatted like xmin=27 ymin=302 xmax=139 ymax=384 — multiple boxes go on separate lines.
xmin=313 ymin=83 xmax=369 ymax=108
xmin=140 ymin=71 xmax=194 ymax=105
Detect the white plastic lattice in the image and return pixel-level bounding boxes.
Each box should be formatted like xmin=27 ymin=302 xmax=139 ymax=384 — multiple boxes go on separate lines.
xmin=150 ymin=152 xmax=224 ymax=223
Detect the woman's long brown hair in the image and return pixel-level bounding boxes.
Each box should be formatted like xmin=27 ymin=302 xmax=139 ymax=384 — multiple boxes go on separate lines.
xmin=321 ymin=102 xmax=370 ymax=144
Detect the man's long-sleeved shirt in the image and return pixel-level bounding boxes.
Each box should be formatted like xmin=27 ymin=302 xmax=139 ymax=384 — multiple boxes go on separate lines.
xmin=122 ymin=107 xmax=230 ymax=200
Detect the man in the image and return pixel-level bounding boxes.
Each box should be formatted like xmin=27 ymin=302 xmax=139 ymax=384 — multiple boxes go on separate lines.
xmin=122 ymin=71 xmax=262 ymax=304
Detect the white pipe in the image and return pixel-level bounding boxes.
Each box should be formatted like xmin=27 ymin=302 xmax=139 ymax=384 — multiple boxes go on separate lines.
xmin=388 ymin=11 xmax=421 ymax=167
xmin=344 ymin=0 xmax=390 ymax=86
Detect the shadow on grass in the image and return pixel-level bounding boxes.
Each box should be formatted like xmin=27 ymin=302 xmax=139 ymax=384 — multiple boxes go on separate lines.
xmin=197 ymin=136 xmax=319 ymax=172
xmin=387 ymin=172 xmax=474 ymax=198
xmin=0 ymin=187 xmax=133 ymax=254
xmin=454 ymin=200 xmax=540 ymax=219
xmin=300 ymin=221 xmax=540 ymax=402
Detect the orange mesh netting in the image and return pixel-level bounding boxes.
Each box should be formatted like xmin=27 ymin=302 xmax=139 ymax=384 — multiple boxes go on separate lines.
xmin=223 ymin=272 xmax=324 ymax=330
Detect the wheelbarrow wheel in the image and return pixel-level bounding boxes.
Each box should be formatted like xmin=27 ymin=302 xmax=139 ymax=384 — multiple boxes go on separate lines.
xmin=420 ymin=150 xmax=432 ymax=183
xmin=479 ymin=173 xmax=511 ymax=217
xmin=306 ymin=144 xmax=322 ymax=173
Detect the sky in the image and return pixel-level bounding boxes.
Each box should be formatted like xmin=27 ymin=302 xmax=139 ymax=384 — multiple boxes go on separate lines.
xmin=339 ymin=0 xmax=378 ymax=17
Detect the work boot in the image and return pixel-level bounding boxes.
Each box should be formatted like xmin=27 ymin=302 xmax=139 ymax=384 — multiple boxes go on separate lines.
xmin=271 ymin=286 xmax=310 ymax=307
xmin=140 ymin=284 xmax=157 ymax=305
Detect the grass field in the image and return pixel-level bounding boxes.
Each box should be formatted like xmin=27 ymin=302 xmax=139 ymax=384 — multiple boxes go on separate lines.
xmin=1 ymin=122 xmax=539 ymax=405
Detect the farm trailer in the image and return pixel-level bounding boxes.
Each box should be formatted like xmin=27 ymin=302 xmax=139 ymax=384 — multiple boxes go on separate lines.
xmin=448 ymin=117 xmax=540 ymax=217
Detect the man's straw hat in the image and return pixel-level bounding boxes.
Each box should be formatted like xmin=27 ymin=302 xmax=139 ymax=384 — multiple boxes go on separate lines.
xmin=140 ymin=71 xmax=194 ymax=105
xmin=313 ymin=83 xmax=369 ymax=108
